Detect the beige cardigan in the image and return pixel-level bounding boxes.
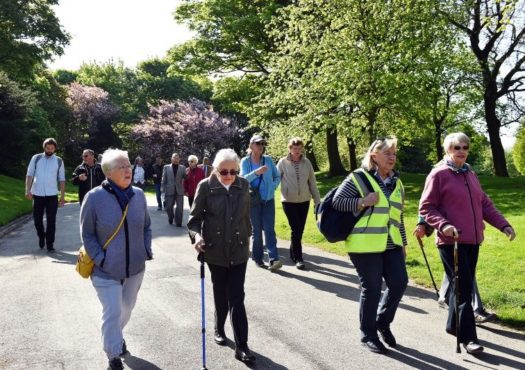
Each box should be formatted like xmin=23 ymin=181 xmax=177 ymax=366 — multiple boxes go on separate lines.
xmin=276 ymin=155 xmax=321 ymax=204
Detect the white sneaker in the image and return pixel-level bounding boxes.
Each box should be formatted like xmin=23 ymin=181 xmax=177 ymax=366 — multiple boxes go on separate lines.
xmin=269 ymin=260 xmax=283 ymax=272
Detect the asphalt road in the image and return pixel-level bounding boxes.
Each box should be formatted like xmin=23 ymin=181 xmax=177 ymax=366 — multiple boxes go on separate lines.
xmin=0 ymin=198 xmax=523 ymax=370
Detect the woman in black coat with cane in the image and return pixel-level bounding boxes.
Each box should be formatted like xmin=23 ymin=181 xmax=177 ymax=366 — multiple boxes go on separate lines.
xmin=187 ymin=148 xmax=255 ymax=364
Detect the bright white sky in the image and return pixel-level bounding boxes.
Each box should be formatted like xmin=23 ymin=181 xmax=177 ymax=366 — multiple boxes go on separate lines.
xmin=50 ymin=0 xmax=192 ymax=70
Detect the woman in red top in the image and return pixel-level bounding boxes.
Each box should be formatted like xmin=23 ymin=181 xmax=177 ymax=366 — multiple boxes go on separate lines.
xmin=184 ymin=155 xmax=205 ymax=208
xmin=418 ymin=132 xmax=515 ymax=354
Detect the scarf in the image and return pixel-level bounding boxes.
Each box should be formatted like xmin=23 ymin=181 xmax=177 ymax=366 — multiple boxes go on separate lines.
xmin=105 ymin=179 xmax=135 ymax=210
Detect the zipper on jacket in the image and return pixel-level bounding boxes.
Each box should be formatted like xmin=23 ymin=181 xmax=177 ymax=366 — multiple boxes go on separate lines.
xmin=124 ymin=218 xmax=130 ymax=278
xmin=463 ymin=173 xmax=479 ymax=244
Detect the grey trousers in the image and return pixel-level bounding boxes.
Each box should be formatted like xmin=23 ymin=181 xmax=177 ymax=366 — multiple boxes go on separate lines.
xmin=92 ymin=270 xmax=145 ymax=359
xmin=165 ymin=194 xmax=184 ymax=225
xmin=439 ymin=272 xmax=483 ymax=312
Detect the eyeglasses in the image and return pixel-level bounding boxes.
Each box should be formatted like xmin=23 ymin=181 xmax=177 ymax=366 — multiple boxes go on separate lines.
xmin=453 ymin=145 xmax=469 ymax=151
xmin=218 ymin=169 xmax=239 ymax=176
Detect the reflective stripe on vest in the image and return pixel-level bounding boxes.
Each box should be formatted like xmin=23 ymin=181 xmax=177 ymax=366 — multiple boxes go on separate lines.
xmin=345 ymin=171 xmax=404 ymax=253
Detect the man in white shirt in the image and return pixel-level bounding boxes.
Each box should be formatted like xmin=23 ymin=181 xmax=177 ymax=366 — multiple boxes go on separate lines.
xmin=25 ymin=138 xmax=66 ymax=252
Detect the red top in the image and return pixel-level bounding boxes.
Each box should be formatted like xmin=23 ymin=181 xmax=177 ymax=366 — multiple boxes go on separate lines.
xmin=184 ymin=167 xmax=206 ymax=197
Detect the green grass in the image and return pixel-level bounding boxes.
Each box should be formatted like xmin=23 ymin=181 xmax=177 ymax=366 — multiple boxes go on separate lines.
xmin=275 ymin=172 xmax=525 ymax=330
xmin=0 ymin=175 xmax=79 ymax=227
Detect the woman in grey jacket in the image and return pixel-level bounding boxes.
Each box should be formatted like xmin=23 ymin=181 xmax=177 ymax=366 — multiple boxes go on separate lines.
xmin=80 ymin=149 xmax=152 ymax=370
xmin=187 ymin=149 xmax=255 ymax=364
xmin=277 ymin=137 xmax=321 ymax=269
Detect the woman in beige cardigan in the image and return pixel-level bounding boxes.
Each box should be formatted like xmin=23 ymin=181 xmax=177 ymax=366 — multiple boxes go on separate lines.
xmin=277 ymin=137 xmax=321 ymax=269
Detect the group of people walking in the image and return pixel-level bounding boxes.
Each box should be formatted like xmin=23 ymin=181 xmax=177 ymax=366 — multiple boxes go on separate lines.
xmin=24 ymin=131 xmax=516 ymax=369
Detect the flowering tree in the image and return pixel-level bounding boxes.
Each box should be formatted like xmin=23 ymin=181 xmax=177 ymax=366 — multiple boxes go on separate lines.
xmin=66 ymin=83 xmax=120 ymax=156
xmin=131 ymin=98 xmax=240 ymax=163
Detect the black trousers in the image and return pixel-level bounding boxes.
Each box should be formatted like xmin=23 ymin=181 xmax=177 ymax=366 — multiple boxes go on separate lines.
xmin=33 ymin=195 xmax=58 ymax=249
xmin=282 ymin=201 xmax=310 ymax=261
xmin=188 ymin=196 xmax=194 ymax=209
xmin=207 ymin=262 xmax=248 ymax=348
xmin=438 ymin=243 xmax=479 ymax=344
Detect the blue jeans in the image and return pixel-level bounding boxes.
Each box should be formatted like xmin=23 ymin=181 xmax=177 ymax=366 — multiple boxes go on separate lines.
xmin=250 ymin=198 xmax=279 ymax=263
xmin=349 ymin=247 xmax=408 ymax=342
xmin=154 ymin=183 xmax=162 ymax=208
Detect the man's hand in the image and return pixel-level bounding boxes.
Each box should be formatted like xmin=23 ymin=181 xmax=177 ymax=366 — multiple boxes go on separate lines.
xmin=79 ymin=173 xmax=87 ymax=182
xmin=194 ymin=234 xmax=206 ymax=253
xmin=503 ymin=226 xmax=516 ymax=241
xmin=59 ymin=196 xmax=65 ymax=208
xmin=25 ymin=191 xmax=33 ymax=200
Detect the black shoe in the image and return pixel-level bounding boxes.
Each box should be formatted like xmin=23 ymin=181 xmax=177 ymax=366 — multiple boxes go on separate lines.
xmin=295 ymin=260 xmax=305 ymax=270
xmin=361 ymin=338 xmax=388 ymax=354
xmin=108 ymin=357 xmax=123 ymax=370
xmin=47 ymin=246 xmax=55 ymax=253
xmin=39 ymin=238 xmax=45 ymax=249
xmin=176 ymin=224 xmax=182 ymax=227
xmin=235 ymin=346 xmax=256 ymax=363
xmin=214 ymin=330 xmax=226 ymax=345
xmin=168 ymin=218 xmax=173 ymax=225
xmin=378 ymin=327 xmax=396 ymax=347
xmin=157 ymin=206 xmax=162 ymax=211
xmin=464 ymin=341 xmax=484 ymax=354
xmin=120 ymin=340 xmax=129 ymax=356
xmin=255 ymin=260 xmax=266 ymax=268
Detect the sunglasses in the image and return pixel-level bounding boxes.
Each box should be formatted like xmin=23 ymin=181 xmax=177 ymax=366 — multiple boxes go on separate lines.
xmin=453 ymin=145 xmax=469 ymax=151
xmin=218 ymin=169 xmax=239 ymax=176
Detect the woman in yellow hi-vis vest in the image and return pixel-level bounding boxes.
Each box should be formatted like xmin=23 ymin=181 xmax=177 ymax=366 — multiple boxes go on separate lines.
xmin=332 ymin=137 xmax=408 ymax=355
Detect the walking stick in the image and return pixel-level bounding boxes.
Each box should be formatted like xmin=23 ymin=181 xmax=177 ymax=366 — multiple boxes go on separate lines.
xmin=453 ymin=237 xmax=461 ymax=353
xmin=416 ymin=236 xmax=439 ymax=298
xmin=199 ymin=253 xmax=208 ymax=370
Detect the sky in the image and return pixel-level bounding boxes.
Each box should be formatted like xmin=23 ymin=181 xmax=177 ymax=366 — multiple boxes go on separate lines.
xmin=50 ymin=0 xmax=192 ymax=70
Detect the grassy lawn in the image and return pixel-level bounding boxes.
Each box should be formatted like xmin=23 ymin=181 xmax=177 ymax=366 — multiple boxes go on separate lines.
xmin=275 ymin=172 xmax=525 ymax=329
xmin=0 ymin=175 xmax=79 ymax=227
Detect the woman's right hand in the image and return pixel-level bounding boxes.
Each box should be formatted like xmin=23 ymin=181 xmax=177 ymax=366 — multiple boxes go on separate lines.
xmin=362 ymin=192 xmax=379 ymax=207
xmin=412 ymin=225 xmax=426 ymax=238
xmin=194 ymin=234 xmax=206 ymax=253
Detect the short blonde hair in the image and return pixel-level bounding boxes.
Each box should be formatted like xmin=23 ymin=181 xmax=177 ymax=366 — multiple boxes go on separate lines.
xmin=287 ymin=137 xmax=304 ymax=150
xmin=188 ymin=155 xmax=199 ymax=163
xmin=361 ymin=137 xmax=398 ymax=171
xmin=443 ymin=132 xmax=470 ymax=156
xmin=101 ymin=149 xmax=129 ymax=175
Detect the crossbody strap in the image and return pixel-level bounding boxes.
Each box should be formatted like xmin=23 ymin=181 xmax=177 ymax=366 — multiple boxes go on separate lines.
xmin=102 ymin=204 xmax=129 ymax=250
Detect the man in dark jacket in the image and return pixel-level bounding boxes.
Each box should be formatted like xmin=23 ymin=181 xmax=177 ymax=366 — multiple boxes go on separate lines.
xmin=151 ymin=156 xmax=164 ymax=210
xmin=72 ymin=149 xmax=105 ymax=204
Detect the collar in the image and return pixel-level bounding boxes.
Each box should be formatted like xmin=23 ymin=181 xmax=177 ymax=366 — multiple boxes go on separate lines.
xmin=286 ymin=153 xmax=303 ymax=162
xmin=102 ymin=179 xmax=135 ymax=209
xmin=444 ymin=159 xmax=470 ymax=174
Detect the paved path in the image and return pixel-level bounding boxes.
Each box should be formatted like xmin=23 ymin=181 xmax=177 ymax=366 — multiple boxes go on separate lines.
xmin=0 ymin=198 xmax=524 ymax=370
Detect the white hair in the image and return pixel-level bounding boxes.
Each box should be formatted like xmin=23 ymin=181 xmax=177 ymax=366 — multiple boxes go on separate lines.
xmin=212 ymin=149 xmax=240 ymax=169
xmin=101 ymin=149 xmax=129 ymax=175
xmin=361 ymin=137 xmax=398 ymax=171
xmin=443 ymin=132 xmax=470 ymax=156
xmin=188 ymin=155 xmax=199 ymax=163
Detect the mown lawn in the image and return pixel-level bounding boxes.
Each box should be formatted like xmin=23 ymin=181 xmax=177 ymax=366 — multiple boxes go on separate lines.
xmin=0 ymin=175 xmax=79 ymax=227
xmin=275 ymin=172 xmax=525 ymax=330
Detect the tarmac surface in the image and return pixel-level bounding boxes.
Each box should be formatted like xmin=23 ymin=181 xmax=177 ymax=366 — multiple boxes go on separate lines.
xmin=0 ymin=197 xmax=524 ymax=370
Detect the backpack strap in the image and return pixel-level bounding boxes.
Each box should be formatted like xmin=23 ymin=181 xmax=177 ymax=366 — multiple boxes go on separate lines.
xmin=352 ymin=170 xmax=374 ymax=195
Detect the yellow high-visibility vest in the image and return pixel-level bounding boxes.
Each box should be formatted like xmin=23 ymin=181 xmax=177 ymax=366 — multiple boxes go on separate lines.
xmin=345 ymin=170 xmax=405 ymax=253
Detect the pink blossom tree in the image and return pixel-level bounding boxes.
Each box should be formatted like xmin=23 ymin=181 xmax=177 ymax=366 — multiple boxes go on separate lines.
xmin=131 ymin=98 xmax=240 ymax=163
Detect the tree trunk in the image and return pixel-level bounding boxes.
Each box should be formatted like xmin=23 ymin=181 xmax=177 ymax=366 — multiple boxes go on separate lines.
xmin=326 ymin=127 xmax=347 ymax=177
xmin=346 ymin=137 xmax=358 ymax=171
xmin=434 ymin=119 xmax=444 ymax=161
xmin=304 ymin=140 xmax=319 ymax=172
xmin=484 ymin=91 xmax=508 ymax=176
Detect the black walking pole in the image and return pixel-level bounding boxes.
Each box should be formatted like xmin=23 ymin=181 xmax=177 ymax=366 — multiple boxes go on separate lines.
xmin=199 ymin=253 xmax=208 ymax=369
xmin=453 ymin=236 xmax=461 ymax=353
xmin=416 ymin=236 xmax=439 ymax=298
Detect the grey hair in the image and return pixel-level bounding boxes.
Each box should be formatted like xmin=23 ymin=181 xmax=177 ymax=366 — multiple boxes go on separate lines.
xmin=443 ymin=132 xmax=470 ymax=157
xmin=212 ymin=149 xmax=240 ymax=169
xmin=188 ymin=154 xmax=199 ymax=163
xmin=361 ymin=137 xmax=398 ymax=171
xmin=101 ymin=148 xmax=129 ymax=175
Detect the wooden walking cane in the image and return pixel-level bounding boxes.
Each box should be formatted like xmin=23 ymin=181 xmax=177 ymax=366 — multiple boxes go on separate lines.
xmin=453 ymin=234 xmax=461 ymax=353
xmin=416 ymin=236 xmax=439 ymax=298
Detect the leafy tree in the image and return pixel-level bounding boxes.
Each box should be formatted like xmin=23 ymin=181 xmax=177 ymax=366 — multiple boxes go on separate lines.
xmin=513 ymin=125 xmax=525 ymax=175
xmin=0 ymin=0 xmax=69 ymax=80
xmin=131 ymin=99 xmax=240 ymax=162
xmin=66 ymin=83 xmax=120 ymax=157
xmin=439 ymin=0 xmax=525 ymax=176
xmin=0 ymin=72 xmax=54 ymax=177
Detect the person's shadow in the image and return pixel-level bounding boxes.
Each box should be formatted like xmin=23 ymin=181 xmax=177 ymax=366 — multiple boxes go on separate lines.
xmin=223 ymin=339 xmax=288 ymax=369
xmin=123 ymin=354 xmax=162 ymax=369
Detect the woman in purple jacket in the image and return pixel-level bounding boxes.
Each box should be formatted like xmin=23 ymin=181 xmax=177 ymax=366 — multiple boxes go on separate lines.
xmin=419 ymin=132 xmax=515 ymax=354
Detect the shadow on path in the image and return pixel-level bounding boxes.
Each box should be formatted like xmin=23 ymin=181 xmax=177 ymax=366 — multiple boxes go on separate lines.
xmin=392 ymin=344 xmax=469 ymax=369
xmin=123 ymin=354 xmax=162 ymax=370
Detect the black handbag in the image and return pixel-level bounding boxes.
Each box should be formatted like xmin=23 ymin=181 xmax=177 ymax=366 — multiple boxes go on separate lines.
xmin=249 ymin=157 xmax=264 ymax=206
